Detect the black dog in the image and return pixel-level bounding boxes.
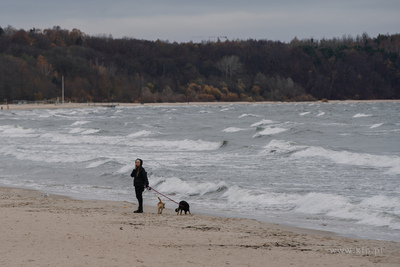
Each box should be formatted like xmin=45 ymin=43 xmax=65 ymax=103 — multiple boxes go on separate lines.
xmin=175 ymin=201 xmax=191 ymax=215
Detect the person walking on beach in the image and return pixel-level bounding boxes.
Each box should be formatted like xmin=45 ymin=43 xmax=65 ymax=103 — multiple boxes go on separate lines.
xmin=130 ymin=158 xmax=149 ymax=213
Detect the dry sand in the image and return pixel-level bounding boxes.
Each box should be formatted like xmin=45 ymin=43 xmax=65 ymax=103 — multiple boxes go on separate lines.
xmin=1 ymin=187 xmax=399 ymax=266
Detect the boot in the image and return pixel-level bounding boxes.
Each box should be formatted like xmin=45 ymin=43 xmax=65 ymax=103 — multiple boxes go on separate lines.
xmin=134 ymin=206 xmax=143 ymax=213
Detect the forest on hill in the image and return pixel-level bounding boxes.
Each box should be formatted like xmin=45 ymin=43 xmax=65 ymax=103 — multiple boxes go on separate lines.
xmin=0 ymin=25 xmax=399 ymax=103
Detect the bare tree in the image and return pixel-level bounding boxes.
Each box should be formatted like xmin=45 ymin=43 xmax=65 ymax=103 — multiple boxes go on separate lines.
xmin=216 ymin=55 xmax=241 ymax=78
xmin=36 ymin=55 xmax=53 ymax=76
xmin=107 ymin=62 xmax=118 ymax=75
xmin=2 ymin=25 xmax=16 ymax=36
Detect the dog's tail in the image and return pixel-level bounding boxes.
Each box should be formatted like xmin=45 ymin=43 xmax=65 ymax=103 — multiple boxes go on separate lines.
xmin=158 ymin=197 xmax=162 ymax=202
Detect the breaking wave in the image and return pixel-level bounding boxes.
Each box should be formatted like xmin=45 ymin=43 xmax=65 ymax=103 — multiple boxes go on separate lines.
xmin=223 ymin=127 xmax=247 ymax=133
xmin=253 ymin=127 xmax=288 ymax=137
xmin=221 ymin=186 xmax=400 ymax=229
xmin=251 ymin=119 xmax=275 ymax=127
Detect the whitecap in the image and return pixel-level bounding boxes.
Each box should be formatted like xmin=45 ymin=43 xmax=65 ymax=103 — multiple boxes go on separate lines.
xmin=116 ymin=164 xmax=133 ymax=174
xmin=0 ymin=125 xmax=36 ymax=137
xmin=317 ymin=112 xmax=325 ymax=117
xmin=3 ymin=146 xmax=95 ymax=163
xmin=253 ymin=127 xmax=288 ymax=137
xmin=222 ymin=185 xmax=295 ymax=207
xmin=69 ymin=128 xmax=85 ymax=134
xmin=223 ymin=127 xmax=246 ymax=133
xmin=370 ymin=123 xmax=383 ymax=129
xmin=222 ymin=188 xmax=400 ymax=230
xmin=251 ymin=119 xmax=275 ymax=127
xmin=81 ymin=129 xmax=100 ymax=135
xmin=295 ymin=192 xmax=350 ymax=214
xmin=261 ymin=139 xmax=306 ymax=154
xmin=86 ymin=159 xmax=112 ymax=168
xmin=239 ymin=114 xmax=260 ymax=118
xmin=128 ymin=130 xmax=153 ymax=137
xmin=299 ymin=111 xmax=310 ymax=116
xmin=292 ymin=146 xmax=400 ymax=174
xmin=71 ymin=121 xmax=90 ymax=126
xmin=154 ymin=177 xmax=227 ymax=196
xmin=353 ymin=113 xmax=372 ymax=118
xmin=136 ymin=139 xmax=222 ymax=151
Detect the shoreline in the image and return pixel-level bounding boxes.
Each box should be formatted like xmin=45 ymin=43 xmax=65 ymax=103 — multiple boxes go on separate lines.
xmin=1 ymin=99 xmax=399 ymax=111
xmin=1 ymin=186 xmax=399 ymax=266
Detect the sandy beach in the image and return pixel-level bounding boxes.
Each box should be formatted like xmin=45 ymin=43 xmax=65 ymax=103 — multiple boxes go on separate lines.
xmin=1 ymin=99 xmax=399 ymax=111
xmin=1 ymin=187 xmax=399 ymax=266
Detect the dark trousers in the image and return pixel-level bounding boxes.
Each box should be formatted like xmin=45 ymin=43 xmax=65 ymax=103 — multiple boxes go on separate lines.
xmin=135 ymin=186 xmax=144 ymax=210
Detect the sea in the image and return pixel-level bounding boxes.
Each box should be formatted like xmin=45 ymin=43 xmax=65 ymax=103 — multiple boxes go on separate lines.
xmin=0 ymin=102 xmax=399 ymax=242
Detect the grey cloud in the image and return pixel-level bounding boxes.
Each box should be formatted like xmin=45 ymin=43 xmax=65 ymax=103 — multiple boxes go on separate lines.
xmin=1 ymin=0 xmax=399 ymax=42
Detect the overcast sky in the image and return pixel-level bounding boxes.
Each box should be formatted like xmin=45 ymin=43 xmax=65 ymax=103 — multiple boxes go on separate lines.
xmin=1 ymin=0 xmax=399 ymax=43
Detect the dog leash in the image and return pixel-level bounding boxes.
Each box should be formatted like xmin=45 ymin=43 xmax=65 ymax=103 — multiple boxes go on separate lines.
xmin=148 ymin=186 xmax=183 ymax=207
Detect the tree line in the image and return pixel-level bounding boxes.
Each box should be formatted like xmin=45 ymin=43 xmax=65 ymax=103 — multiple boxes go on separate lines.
xmin=0 ymin=25 xmax=399 ymax=103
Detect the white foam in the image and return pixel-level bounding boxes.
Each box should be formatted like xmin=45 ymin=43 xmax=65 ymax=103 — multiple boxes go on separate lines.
xmin=0 ymin=125 xmax=36 ymax=137
xmin=292 ymin=146 xmax=400 ymax=174
xmin=116 ymin=164 xmax=133 ymax=174
xmin=251 ymin=119 xmax=275 ymax=127
xmin=86 ymin=159 xmax=112 ymax=168
xmin=353 ymin=113 xmax=372 ymax=118
xmin=128 ymin=130 xmax=153 ymax=137
xmin=153 ymin=177 xmax=227 ymax=197
xmin=71 ymin=121 xmax=90 ymax=126
xmin=387 ymin=165 xmax=400 ymax=175
xmin=69 ymin=128 xmax=85 ymax=134
xmin=370 ymin=123 xmax=383 ymax=129
xmin=222 ymin=185 xmax=295 ymax=208
xmin=239 ymin=114 xmax=260 ymax=118
xmin=69 ymin=128 xmax=99 ymax=135
xmin=299 ymin=111 xmax=310 ymax=116
xmin=81 ymin=129 xmax=100 ymax=135
xmin=138 ymin=139 xmax=221 ymax=151
xmin=221 ymin=187 xmax=400 ymax=229
xmin=296 ymin=193 xmax=383 ymax=227
xmin=295 ymin=192 xmax=351 ymax=214
xmin=317 ymin=112 xmax=325 ymax=117
xmin=3 ymin=147 xmax=95 ymax=163
xmin=253 ymin=127 xmax=288 ymax=137
xmin=359 ymin=195 xmax=400 ymax=216
xmin=261 ymin=139 xmax=306 ymax=154
xmin=223 ymin=127 xmax=246 ymax=133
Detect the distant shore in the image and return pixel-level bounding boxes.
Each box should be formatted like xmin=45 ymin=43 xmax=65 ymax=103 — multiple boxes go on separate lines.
xmin=1 ymin=186 xmax=399 ymax=266
xmin=1 ymin=99 xmax=399 ymax=111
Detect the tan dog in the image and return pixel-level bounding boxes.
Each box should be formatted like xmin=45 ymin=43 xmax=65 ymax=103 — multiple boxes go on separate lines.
xmin=157 ymin=197 xmax=165 ymax=214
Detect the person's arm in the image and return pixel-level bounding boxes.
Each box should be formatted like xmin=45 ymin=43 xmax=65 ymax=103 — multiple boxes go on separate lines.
xmin=144 ymin=170 xmax=149 ymax=188
xmin=130 ymin=168 xmax=136 ymax=177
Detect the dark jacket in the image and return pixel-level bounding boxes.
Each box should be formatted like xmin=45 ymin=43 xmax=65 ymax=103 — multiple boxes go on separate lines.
xmin=130 ymin=166 xmax=149 ymax=188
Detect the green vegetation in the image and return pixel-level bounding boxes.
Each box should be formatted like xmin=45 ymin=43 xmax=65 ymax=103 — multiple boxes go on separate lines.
xmin=0 ymin=26 xmax=399 ymax=103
